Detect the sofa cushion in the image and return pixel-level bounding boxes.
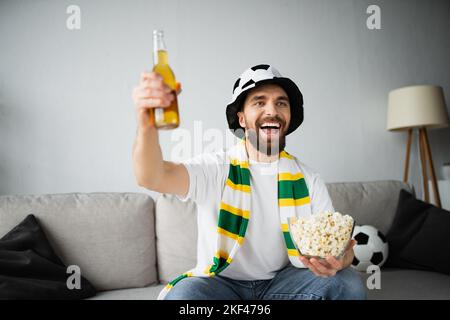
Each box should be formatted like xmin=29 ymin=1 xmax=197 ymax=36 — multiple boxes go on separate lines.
xmin=155 ymin=194 xmax=197 ymax=283
xmin=92 ymin=269 xmax=450 ymax=300
xmin=361 ymin=268 xmax=450 ymax=300
xmin=0 ymin=193 xmax=157 ymax=291
xmin=92 ymin=268 xmax=450 ymax=300
xmin=88 ymin=284 xmax=165 ymax=300
xmin=326 ymin=180 xmax=413 ymax=235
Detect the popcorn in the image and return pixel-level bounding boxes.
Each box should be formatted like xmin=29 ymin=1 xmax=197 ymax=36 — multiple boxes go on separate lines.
xmin=289 ymin=211 xmax=354 ymax=259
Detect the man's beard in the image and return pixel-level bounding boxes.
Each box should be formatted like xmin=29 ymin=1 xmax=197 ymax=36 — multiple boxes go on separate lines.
xmin=246 ymin=116 xmax=287 ymax=156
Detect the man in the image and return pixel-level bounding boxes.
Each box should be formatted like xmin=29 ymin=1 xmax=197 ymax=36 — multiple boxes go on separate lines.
xmin=132 ymin=64 xmax=367 ymax=300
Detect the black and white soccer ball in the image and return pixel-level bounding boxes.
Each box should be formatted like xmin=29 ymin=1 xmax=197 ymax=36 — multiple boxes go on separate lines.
xmin=351 ymin=225 xmax=388 ymax=272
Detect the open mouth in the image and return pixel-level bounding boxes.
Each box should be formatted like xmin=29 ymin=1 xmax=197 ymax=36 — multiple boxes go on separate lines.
xmin=259 ymin=122 xmax=281 ymax=137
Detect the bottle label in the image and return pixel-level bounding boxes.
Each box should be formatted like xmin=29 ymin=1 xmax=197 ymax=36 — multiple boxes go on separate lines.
xmin=155 ymin=108 xmax=164 ymax=123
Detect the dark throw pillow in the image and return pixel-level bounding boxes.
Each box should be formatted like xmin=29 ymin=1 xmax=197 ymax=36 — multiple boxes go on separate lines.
xmin=400 ymin=206 xmax=450 ymax=275
xmin=0 ymin=214 xmax=97 ymax=299
xmin=385 ymin=189 xmax=450 ymax=275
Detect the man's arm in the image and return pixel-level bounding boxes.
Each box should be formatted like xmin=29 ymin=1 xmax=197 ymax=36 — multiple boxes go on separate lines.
xmin=131 ymin=72 xmax=188 ymax=198
xmin=132 ymin=127 xmax=189 ymax=197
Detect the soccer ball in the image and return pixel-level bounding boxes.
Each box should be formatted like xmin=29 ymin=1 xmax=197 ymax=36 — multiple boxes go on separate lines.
xmin=351 ymin=225 xmax=389 ymax=272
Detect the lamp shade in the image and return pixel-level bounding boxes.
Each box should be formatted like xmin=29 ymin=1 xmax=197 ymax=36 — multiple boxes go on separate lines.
xmin=387 ymin=85 xmax=449 ymax=131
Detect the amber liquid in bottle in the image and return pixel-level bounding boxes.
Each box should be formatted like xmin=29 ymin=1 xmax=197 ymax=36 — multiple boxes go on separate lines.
xmin=152 ymin=30 xmax=180 ymax=129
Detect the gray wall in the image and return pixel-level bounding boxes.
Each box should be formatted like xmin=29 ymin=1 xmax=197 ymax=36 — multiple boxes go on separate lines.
xmin=1 ymin=0 xmax=449 ymax=201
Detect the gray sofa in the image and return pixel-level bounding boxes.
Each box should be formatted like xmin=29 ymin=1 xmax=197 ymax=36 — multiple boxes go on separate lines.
xmin=1 ymin=180 xmax=450 ymax=300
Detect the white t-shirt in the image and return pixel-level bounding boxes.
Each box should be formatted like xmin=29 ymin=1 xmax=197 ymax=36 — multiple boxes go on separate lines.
xmin=176 ymin=148 xmax=335 ymax=281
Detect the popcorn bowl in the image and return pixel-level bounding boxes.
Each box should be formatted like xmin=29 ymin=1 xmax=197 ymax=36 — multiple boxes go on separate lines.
xmin=288 ymin=211 xmax=355 ymax=260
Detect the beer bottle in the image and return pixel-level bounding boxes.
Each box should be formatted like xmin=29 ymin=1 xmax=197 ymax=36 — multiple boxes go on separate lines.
xmin=152 ymin=30 xmax=180 ymax=129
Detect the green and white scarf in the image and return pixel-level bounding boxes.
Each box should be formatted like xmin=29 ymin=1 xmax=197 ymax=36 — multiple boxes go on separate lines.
xmin=157 ymin=139 xmax=312 ymax=300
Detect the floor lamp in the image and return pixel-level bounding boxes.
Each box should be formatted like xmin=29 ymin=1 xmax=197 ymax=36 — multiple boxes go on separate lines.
xmin=387 ymin=85 xmax=449 ymax=208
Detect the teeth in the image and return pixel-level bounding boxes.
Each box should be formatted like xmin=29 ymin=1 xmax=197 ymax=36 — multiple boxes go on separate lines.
xmin=261 ymin=122 xmax=280 ymax=128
